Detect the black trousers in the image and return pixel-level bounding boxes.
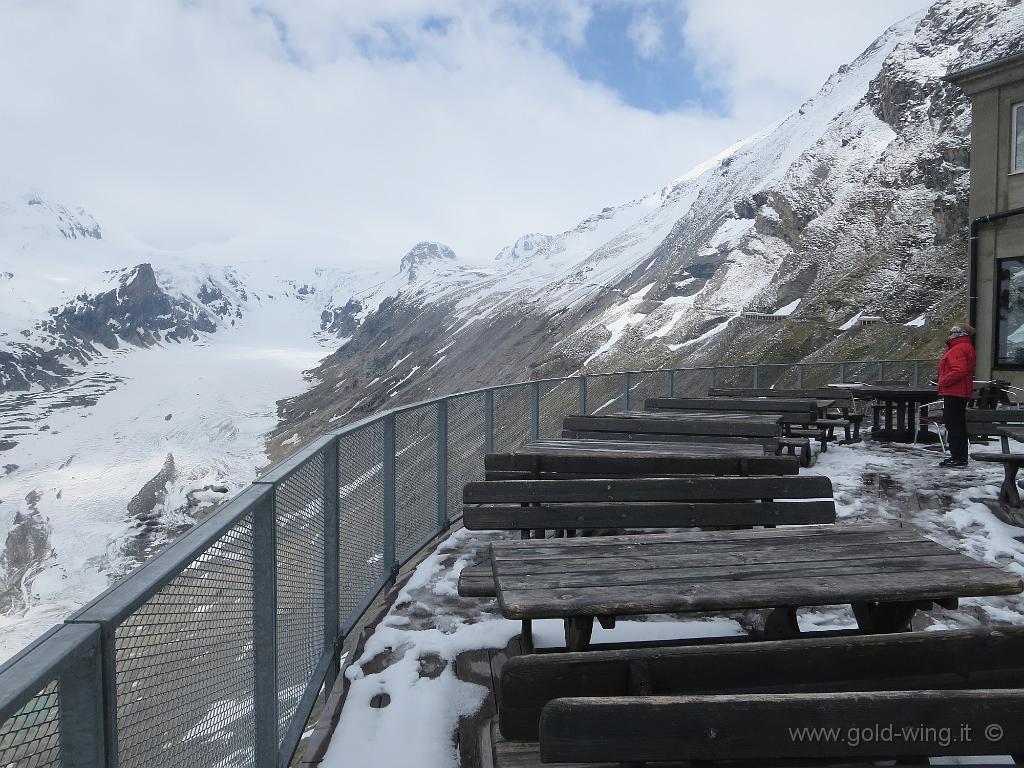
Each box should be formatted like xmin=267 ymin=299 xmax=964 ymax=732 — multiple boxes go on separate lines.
xmin=943 ymin=396 xmax=969 ymax=461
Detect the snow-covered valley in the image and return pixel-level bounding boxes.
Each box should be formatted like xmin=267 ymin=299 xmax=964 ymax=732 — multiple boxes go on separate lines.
xmin=3 ymin=0 xmax=1024 ymax=665
xmin=0 ymin=258 xmax=337 ymax=659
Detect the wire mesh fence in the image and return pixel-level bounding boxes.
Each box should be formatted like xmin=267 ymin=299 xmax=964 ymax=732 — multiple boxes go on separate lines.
xmin=395 ymin=405 xmax=441 ymax=562
xmin=0 ymin=357 xmax=941 ymax=768
xmin=0 ymin=680 xmax=61 ymax=767
xmin=626 ymin=370 xmax=669 ymax=409
xmin=586 ymin=373 xmax=626 ymax=414
xmin=337 ymin=422 xmax=386 ymax=627
xmin=113 ymin=512 xmax=257 ymax=768
xmin=446 ymin=392 xmax=486 ymax=524
xmin=539 ymin=378 xmax=582 ymax=438
xmin=493 ymin=384 xmax=532 ymax=452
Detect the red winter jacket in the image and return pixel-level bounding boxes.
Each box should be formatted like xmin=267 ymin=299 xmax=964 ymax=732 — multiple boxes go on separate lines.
xmin=937 ymin=335 xmax=976 ymax=398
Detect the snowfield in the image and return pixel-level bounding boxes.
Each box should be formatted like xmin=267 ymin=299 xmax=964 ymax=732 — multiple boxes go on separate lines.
xmin=0 ymin=289 xmax=329 ymax=660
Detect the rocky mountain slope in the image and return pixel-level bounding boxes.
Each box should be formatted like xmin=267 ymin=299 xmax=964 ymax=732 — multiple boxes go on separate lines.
xmin=3 ymin=0 xmax=1022 ymax=661
xmin=270 ymin=0 xmax=1024 ymax=453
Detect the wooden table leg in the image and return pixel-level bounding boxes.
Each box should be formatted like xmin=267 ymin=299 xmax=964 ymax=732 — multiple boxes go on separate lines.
xmin=564 ymin=616 xmax=594 ymax=651
xmin=763 ymin=606 xmax=800 ymax=637
xmin=1000 ymin=463 xmax=1022 ymax=507
xmin=521 ymin=619 xmax=534 ymax=653
xmin=852 ymin=601 xmax=916 ymax=633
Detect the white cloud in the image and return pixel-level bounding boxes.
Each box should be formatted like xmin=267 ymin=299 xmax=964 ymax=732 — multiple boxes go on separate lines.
xmin=679 ymin=0 xmax=927 ymax=116
xmin=0 ymin=0 xmax=928 ymax=270
xmin=627 ymin=12 xmax=664 ymax=59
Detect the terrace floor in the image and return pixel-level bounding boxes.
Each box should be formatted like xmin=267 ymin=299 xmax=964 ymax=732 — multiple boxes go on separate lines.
xmin=314 ymin=440 xmax=1024 ymax=768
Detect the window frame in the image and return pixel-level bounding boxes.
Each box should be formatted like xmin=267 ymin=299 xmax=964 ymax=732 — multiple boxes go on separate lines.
xmin=1013 ymin=101 xmax=1024 ymax=175
xmin=994 ymin=254 xmax=1024 ymax=369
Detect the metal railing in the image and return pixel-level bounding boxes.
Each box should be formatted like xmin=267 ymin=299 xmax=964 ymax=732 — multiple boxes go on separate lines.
xmin=0 ymin=358 xmax=936 ymax=768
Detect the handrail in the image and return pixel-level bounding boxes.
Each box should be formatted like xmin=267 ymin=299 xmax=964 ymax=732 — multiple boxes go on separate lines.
xmin=0 ymin=357 xmax=938 ymax=768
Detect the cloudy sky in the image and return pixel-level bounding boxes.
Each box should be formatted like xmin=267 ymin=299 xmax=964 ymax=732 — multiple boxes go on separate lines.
xmin=0 ymin=0 xmax=925 ymax=268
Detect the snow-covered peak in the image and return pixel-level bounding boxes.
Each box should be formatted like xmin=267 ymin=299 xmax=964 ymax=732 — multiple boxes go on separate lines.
xmin=399 ymin=241 xmax=456 ymax=281
xmin=495 ymin=233 xmax=554 ymax=261
xmin=0 ymin=193 xmax=102 ymax=241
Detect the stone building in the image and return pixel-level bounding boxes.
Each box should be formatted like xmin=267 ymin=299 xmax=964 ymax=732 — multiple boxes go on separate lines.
xmin=946 ymin=52 xmax=1024 ymax=385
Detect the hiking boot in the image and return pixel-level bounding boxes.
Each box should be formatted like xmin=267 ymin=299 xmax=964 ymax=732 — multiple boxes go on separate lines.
xmin=939 ymin=457 xmax=967 ymax=468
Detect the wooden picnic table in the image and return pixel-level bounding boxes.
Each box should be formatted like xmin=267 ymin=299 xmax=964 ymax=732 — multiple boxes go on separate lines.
xmin=513 ymin=439 xmax=767 ymax=458
xmin=843 ymin=385 xmax=938 ymax=442
xmin=490 ymin=523 xmax=1022 ymax=651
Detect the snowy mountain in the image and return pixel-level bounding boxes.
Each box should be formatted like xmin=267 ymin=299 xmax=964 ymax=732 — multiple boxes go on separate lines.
xmin=272 ymin=0 xmax=1024 ymax=450
xmin=3 ymin=0 xmax=1023 ymax=662
xmin=0 ymin=196 xmax=388 ymax=659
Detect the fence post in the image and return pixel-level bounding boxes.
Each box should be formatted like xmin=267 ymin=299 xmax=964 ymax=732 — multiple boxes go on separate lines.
xmin=579 ymin=375 xmax=588 ymax=415
xmin=796 ymin=364 xmax=804 ymax=389
xmin=840 ymin=362 xmax=848 ymax=384
xmin=253 ymin=488 xmax=278 ymax=768
xmin=669 ymin=369 xmax=675 ymax=398
xmin=531 ymin=382 xmax=541 ymax=440
xmin=382 ymin=414 xmax=397 ymax=588
xmin=663 ymin=369 xmax=672 ymax=398
xmin=624 ymin=371 xmax=632 ymax=411
xmin=752 ymin=365 xmax=760 ymax=388
xmin=322 ymin=438 xmax=340 ymax=694
xmin=912 ymin=360 xmax=920 ymax=387
xmin=437 ymin=399 xmax=449 ymax=532
xmin=484 ymin=389 xmax=495 ymax=453
xmin=57 ymin=629 xmax=106 ymax=768
xmin=711 ymin=367 xmax=719 ymax=388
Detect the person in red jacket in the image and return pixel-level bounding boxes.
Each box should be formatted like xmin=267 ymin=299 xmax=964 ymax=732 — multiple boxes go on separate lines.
xmin=938 ymin=322 xmax=976 ymax=467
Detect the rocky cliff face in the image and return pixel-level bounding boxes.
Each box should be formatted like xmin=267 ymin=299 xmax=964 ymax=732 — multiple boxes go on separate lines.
xmin=268 ymin=0 xmax=1024 ymax=453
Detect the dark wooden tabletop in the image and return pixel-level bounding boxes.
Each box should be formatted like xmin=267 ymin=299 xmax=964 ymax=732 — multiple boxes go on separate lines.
xmin=615 ymin=410 xmax=782 ymax=424
xmin=842 ymin=385 xmax=938 ymax=400
xmin=489 ymin=524 xmax=1022 ymax=620
xmin=513 ymin=439 xmax=767 ymax=458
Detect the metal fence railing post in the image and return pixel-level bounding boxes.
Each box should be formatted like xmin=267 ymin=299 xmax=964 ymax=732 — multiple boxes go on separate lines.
xmin=624 ymin=371 xmax=632 ymax=411
xmin=878 ymin=360 xmax=884 ymax=382
xmin=752 ymin=365 xmax=760 ymax=388
xmin=913 ymin=360 xmax=920 ymax=386
xmin=253 ymin=489 xmax=278 ymax=768
xmin=531 ymin=382 xmax=541 ymax=440
xmin=57 ymin=627 xmax=106 ymax=768
xmin=841 ymin=362 xmax=848 ymax=384
xmin=437 ymin=399 xmax=449 ymax=531
xmin=711 ymin=367 xmax=719 ymax=389
xmin=579 ymin=375 xmax=588 ymax=415
xmin=796 ymin=364 xmax=804 ymax=389
xmin=484 ymin=390 xmax=495 ymax=453
xmin=669 ymin=369 xmax=675 ymax=397
xmin=382 ymin=414 xmax=397 ymax=588
xmin=322 ymin=438 xmax=340 ymax=694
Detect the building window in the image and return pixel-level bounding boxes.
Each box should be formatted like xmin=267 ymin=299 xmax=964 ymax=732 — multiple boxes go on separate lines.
xmin=996 ymin=256 xmax=1024 ymax=366
xmin=1015 ymin=102 xmax=1024 ymax=173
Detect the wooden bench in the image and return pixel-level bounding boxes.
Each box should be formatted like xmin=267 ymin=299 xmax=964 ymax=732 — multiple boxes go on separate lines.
xmin=966 ymin=407 xmax=1024 ymax=446
xmin=643 ymin=396 xmax=843 ymax=452
xmin=970 ymin=452 xmax=1024 ymax=510
xmin=499 ymin=627 xmax=1024 ymax=740
xmin=708 ymin=387 xmax=863 ymax=441
xmin=484 ymin=448 xmax=799 ymax=481
xmin=463 ymin=476 xmax=835 ymax=533
xmin=458 ymin=475 xmax=834 ymax=599
xmin=560 ymin=413 xmax=814 ymax=466
xmin=539 ymin=690 xmax=1024 ymax=764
